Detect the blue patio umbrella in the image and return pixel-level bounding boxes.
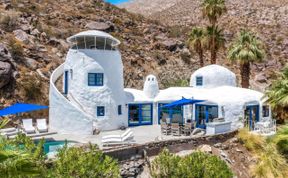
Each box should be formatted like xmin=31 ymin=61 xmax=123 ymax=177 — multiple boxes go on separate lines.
xmin=162 ymin=97 xmax=205 ymax=108
xmin=0 ymin=103 xmax=48 ymax=117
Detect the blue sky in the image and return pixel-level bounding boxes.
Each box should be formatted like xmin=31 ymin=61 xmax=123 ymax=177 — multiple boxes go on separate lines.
xmin=105 ymin=0 xmax=131 ymax=5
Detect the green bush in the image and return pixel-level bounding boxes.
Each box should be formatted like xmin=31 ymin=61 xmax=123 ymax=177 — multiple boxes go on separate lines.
xmin=49 ymin=144 xmax=120 ymax=178
xmin=150 ymin=149 xmax=233 ymax=178
xmin=150 ymin=149 xmax=181 ymax=177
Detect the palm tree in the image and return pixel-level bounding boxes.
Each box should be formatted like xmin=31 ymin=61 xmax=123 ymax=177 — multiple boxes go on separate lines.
xmin=228 ymin=30 xmax=265 ymax=88
xmin=202 ymin=0 xmax=227 ymax=26
xmin=265 ymin=67 xmax=288 ymax=122
xmin=188 ymin=27 xmax=205 ymax=67
xmin=204 ymin=25 xmax=225 ymax=64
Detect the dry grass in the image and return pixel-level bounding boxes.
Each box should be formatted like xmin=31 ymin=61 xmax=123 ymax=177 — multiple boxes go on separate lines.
xmin=238 ymin=128 xmax=288 ymax=178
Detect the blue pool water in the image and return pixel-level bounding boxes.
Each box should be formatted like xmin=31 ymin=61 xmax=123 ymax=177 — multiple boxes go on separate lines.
xmin=105 ymin=0 xmax=131 ymax=5
xmin=42 ymin=141 xmax=68 ymax=154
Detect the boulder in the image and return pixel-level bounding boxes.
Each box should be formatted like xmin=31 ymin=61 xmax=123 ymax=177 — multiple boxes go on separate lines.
xmin=161 ymin=39 xmax=177 ymax=51
xmin=13 ymin=29 xmax=29 ymax=43
xmin=85 ymin=22 xmax=114 ymax=32
xmin=0 ymin=43 xmax=12 ymax=62
xmin=199 ymin=144 xmax=212 ymax=153
xmin=0 ymin=61 xmax=12 ymax=88
xmin=24 ymin=57 xmax=38 ymax=69
xmin=255 ymin=73 xmax=267 ymax=83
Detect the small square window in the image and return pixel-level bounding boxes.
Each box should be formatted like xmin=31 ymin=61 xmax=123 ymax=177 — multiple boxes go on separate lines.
xmin=88 ymin=73 xmax=103 ymax=86
xmin=97 ymin=106 xmax=105 ymax=116
xmin=196 ymin=76 xmax=203 ymax=86
xmin=118 ymin=105 xmax=122 ymax=115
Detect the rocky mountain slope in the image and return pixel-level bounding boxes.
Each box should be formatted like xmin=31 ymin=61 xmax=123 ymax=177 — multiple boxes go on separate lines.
xmin=121 ymin=0 xmax=288 ymax=91
xmin=0 ymin=0 xmax=194 ymax=107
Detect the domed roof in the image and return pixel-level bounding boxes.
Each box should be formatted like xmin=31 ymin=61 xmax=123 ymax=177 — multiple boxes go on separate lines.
xmin=67 ymin=30 xmax=120 ymax=46
xmin=190 ymin=65 xmax=236 ymax=88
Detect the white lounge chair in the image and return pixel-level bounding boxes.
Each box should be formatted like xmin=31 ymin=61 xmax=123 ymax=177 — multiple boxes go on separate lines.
xmin=36 ymin=119 xmax=48 ymax=133
xmin=102 ymin=131 xmax=134 ymax=146
xmin=22 ymin=119 xmax=36 ymax=134
xmin=102 ymin=129 xmax=132 ymax=140
xmin=0 ymin=127 xmax=21 ymax=138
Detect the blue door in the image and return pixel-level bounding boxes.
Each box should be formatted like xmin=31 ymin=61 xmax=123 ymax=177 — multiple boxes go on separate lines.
xmin=128 ymin=104 xmax=153 ymax=126
xmin=64 ymin=71 xmax=68 ymax=94
xmin=195 ymin=105 xmax=218 ymax=129
xmin=244 ymin=105 xmax=259 ymax=130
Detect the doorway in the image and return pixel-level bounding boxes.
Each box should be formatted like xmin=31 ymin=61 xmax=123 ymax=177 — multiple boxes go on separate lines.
xmin=244 ymin=105 xmax=259 ymax=130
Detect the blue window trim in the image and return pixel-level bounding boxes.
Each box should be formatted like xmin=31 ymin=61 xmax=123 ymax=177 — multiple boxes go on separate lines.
xmin=195 ymin=104 xmax=218 ymax=129
xmin=64 ymin=70 xmax=69 ymax=94
xmin=97 ymin=106 xmax=105 ymax=116
xmin=196 ymin=76 xmax=203 ymax=86
xmin=88 ymin=73 xmax=104 ymax=86
xmin=157 ymin=103 xmax=184 ymax=124
xmin=128 ymin=103 xmax=153 ymax=126
xmin=118 ymin=105 xmax=122 ymax=115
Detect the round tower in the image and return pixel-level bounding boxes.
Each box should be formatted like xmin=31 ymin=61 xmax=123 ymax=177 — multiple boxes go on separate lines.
xmin=63 ymin=30 xmax=126 ymax=130
xmin=143 ymin=74 xmax=159 ymax=99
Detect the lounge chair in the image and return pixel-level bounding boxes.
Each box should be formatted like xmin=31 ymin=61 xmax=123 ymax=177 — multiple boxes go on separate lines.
xmin=36 ymin=119 xmax=48 ymax=133
xmin=102 ymin=131 xmax=134 ymax=146
xmin=102 ymin=129 xmax=132 ymax=140
xmin=22 ymin=119 xmax=36 ymax=134
xmin=0 ymin=127 xmax=20 ymax=138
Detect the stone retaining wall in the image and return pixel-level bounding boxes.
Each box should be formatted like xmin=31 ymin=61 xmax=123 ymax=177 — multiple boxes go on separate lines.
xmin=104 ymin=130 xmax=237 ymax=161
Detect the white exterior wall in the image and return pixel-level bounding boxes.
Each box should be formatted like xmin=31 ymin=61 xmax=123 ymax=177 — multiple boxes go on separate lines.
xmin=64 ymin=49 xmax=127 ymax=131
xmin=49 ymin=64 xmax=93 ymax=135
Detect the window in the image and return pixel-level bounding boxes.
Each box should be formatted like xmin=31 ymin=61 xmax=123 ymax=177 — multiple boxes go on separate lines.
xmin=118 ymin=105 xmax=122 ymax=115
xmin=262 ymin=105 xmax=269 ymax=117
xmin=97 ymin=106 xmax=105 ymax=116
xmin=196 ymin=76 xmax=203 ymax=86
xmin=88 ymin=73 xmax=103 ymax=86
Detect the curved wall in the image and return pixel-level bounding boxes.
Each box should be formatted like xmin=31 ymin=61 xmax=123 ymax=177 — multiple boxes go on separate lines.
xmin=49 ymin=64 xmax=93 ymax=135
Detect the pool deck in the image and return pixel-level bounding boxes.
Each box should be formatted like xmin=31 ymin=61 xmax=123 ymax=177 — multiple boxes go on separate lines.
xmin=33 ymin=125 xmax=193 ymax=149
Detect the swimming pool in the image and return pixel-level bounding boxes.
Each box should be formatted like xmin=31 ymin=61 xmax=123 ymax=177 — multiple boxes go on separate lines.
xmin=105 ymin=0 xmax=132 ymax=5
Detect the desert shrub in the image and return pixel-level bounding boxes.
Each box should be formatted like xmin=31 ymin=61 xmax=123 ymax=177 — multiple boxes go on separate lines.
xmin=168 ymin=26 xmax=183 ymax=38
xmin=0 ymin=13 xmax=19 ymax=32
xmin=270 ymin=125 xmax=288 ymax=160
xmin=238 ymin=128 xmax=288 ymax=178
xmin=150 ymin=149 xmax=181 ymax=177
xmin=49 ymin=144 xmax=120 ymax=178
xmin=150 ymin=149 xmax=233 ymax=178
xmin=19 ymin=73 xmax=43 ymax=102
xmin=8 ymin=35 xmax=24 ymax=60
xmin=162 ymin=79 xmax=189 ymax=88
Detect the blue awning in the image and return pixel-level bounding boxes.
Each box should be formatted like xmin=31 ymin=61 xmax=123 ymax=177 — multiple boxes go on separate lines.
xmin=162 ymin=97 xmax=205 ymax=108
xmin=0 ymin=103 xmax=48 ymax=117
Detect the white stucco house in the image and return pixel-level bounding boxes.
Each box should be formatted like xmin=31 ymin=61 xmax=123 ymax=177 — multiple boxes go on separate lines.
xmin=49 ymin=30 xmax=272 ymax=135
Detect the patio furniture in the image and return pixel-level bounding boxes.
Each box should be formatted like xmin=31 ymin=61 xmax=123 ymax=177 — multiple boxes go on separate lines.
xmin=0 ymin=127 xmax=21 ymax=138
xmin=183 ymin=123 xmax=193 ymax=136
xmin=36 ymin=119 xmax=48 ymax=133
xmin=22 ymin=119 xmax=36 ymax=134
xmin=102 ymin=129 xmax=132 ymax=139
xmin=161 ymin=122 xmax=171 ymax=135
xmin=171 ymin=123 xmax=181 ymax=136
xmin=102 ymin=131 xmax=134 ymax=146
